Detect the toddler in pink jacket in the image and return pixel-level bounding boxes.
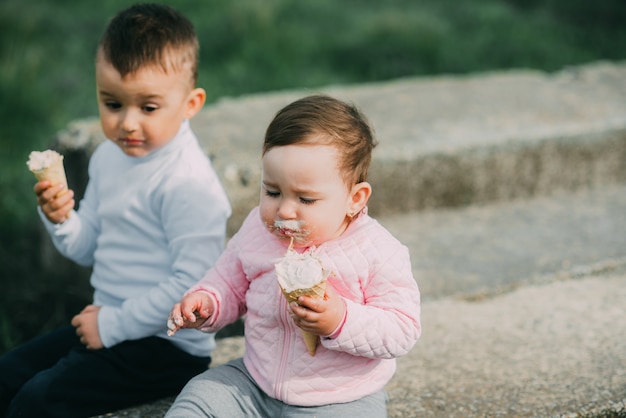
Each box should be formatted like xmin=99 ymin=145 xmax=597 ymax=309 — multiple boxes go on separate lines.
xmin=166 ymin=94 xmax=421 ymax=417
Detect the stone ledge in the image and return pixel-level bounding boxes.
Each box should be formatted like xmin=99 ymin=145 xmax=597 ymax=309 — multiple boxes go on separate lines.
xmin=55 ymin=61 xmax=626 ymax=237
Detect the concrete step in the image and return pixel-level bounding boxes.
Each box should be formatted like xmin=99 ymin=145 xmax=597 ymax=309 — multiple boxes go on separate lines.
xmin=189 ymin=61 xmax=626 ymax=234
xmin=386 ymin=269 xmax=626 ymax=417
xmin=376 ymin=183 xmax=626 ymax=417
xmin=57 ymin=61 xmax=626 ymax=238
xmin=379 ymin=183 xmax=626 ymax=301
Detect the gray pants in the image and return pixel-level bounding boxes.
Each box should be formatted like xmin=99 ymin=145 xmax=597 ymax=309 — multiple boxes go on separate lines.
xmin=165 ymin=358 xmax=388 ymax=418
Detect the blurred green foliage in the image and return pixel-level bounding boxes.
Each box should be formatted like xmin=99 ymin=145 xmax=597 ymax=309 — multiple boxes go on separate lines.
xmin=1 ymin=0 xmax=625 ymax=353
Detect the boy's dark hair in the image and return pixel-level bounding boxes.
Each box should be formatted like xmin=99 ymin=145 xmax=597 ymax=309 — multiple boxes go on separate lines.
xmin=263 ymin=94 xmax=378 ymax=186
xmin=99 ymin=3 xmax=199 ymax=84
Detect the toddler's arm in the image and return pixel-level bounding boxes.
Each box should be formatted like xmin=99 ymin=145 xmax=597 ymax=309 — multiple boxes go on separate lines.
xmin=320 ymin=246 xmax=421 ymax=359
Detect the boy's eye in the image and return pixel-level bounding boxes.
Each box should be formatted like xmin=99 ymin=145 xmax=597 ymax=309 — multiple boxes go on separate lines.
xmin=143 ymin=105 xmax=158 ymax=113
xmin=264 ymin=189 xmax=280 ymax=198
xmin=105 ymin=101 xmax=121 ymax=110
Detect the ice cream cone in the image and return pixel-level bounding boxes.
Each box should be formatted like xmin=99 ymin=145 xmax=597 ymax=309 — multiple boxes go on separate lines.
xmin=27 ymin=150 xmax=68 ymax=197
xmin=279 ymin=280 xmax=327 ymax=356
xmin=301 ymin=328 xmax=321 ymax=356
xmin=275 ymin=239 xmax=329 ymax=356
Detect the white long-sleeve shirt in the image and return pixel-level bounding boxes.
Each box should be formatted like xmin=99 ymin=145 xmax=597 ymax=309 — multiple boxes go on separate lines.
xmin=40 ymin=120 xmax=231 ymax=357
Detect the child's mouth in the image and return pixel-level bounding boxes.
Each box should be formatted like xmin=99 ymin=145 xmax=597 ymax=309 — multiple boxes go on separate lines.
xmin=273 ymin=220 xmax=307 ymax=241
xmin=280 ymin=228 xmax=297 ymax=237
xmin=119 ymin=138 xmax=144 ymax=147
xmin=274 ymin=220 xmax=301 ymax=230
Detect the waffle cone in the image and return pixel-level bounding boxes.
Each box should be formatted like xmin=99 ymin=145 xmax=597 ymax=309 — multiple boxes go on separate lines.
xmin=280 ymin=280 xmax=326 ymax=304
xmin=300 ymin=329 xmax=320 ymax=356
xmin=280 ymin=279 xmax=327 ymax=356
xmin=30 ymin=157 xmax=68 ymax=197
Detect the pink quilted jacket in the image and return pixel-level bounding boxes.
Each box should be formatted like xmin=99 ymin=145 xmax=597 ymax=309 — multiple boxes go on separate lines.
xmin=190 ymin=206 xmax=421 ymax=406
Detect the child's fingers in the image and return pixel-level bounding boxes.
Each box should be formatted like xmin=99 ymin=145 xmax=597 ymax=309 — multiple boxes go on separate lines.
xmin=167 ymin=304 xmax=184 ymax=336
xmin=166 ymin=317 xmax=179 ymax=336
xmin=182 ymin=296 xmax=212 ymax=323
xmin=39 ymin=183 xmax=66 ymax=202
xmin=296 ymin=295 xmax=325 ymax=313
xmin=170 ymin=294 xmax=214 ymax=335
xmin=171 ymin=304 xmax=185 ymax=324
xmin=186 ymin=311 xmax=198 ymax=323
xmin=33 ymin=180 xmax=51 ymax=195
xmin=38 ymin=184 xmax=73 ymax=210
xmin=54 ymin=186 xmax=74 ymax=203
xmin=41 ymin=194 xmax=74 ymax=224
xmin=290 ymin=302 xmax=312 ymax=322
xmin=58 ymin=199 xmax=75 ymax=218
xmin=180 ymin=298 xmax=200 ymax=321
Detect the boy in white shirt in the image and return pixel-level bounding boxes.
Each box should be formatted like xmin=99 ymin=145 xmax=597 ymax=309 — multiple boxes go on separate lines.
xmin=0 ymin=4 xmax=231 ymax=417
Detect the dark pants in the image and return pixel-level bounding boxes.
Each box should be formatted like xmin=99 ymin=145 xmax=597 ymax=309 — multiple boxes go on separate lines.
xmin=0 ymin=325 xmax=210 ymax=418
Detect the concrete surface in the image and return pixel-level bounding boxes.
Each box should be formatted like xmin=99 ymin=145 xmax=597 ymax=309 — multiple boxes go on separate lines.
xmin=57 ymin=61 xmax=626 ymax=236
xmin=56 ymin=60 xmax=626 ymax=417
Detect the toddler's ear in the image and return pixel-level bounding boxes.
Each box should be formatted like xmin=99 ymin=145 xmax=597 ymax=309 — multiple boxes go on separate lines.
xmin=184 ymin=87 xmax=206 ymax=119
xmin=349 ymin=182 xmax=372 ymax=213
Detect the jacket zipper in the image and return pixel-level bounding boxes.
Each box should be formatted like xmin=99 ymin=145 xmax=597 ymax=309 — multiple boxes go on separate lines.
xmin=275 ymin=288 xmax=293 ymax=400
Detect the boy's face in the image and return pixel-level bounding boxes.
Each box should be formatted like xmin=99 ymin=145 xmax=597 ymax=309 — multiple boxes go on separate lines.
xmin=260 ymin=143 xmax=355 ymax=248
xmin=95 ymin=51 xmax=203 ymax=157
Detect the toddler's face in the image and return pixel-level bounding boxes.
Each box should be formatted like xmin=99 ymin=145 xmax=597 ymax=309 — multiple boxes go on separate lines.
xmin=260 ymin=143 xmax=353 ymax=248
xmin=95 ymin=52 xmax=197 ymax=157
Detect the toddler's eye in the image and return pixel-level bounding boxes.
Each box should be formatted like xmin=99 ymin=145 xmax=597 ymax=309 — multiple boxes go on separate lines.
xmin=299 ymin=197 xmax=316 ymax=205
xmin=265 ymin=190 xmax=280 ymax=198
xmin=143 ymin=105 xmax=158 ymax=113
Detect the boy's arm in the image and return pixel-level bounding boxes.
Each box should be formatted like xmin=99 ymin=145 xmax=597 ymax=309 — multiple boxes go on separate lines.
xmin=38 ymin=177 xmax=100 ymax=266
xmin=96 ymin=178 xmax=231 ymax=347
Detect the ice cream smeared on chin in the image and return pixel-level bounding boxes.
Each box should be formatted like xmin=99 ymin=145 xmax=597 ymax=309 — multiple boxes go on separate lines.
xmin=272 ymin=219 xmax=311 ymax=244
xmin=274 ymin=219 xmax=302 ymax=232
xmin=275 ymin=237 xmax=330 ymax=355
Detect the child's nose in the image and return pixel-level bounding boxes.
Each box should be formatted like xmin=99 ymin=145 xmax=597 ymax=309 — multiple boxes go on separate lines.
xmin=120 ymin=109 xmax=139 ymax=133
xmin=277 ymin=199 xmax=297 ymax=220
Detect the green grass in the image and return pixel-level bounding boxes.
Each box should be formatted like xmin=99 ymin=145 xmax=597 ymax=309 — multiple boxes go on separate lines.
xmin=1 ymin=0 xmax=626 ymax=352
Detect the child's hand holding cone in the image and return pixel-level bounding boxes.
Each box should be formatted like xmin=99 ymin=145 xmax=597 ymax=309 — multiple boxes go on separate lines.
xmin=287 ymin=285 xmax=347 ymax=356
xmin=275 ymin=238 xmax=331 ymax=355
xmin=27 ymin=150 xmax=69 ymax=195
xmin=27 ymin=150 xmax=74 ymax=223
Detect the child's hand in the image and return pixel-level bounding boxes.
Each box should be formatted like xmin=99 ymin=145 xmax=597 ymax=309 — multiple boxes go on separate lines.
xmin=71 ymin=304 xmax=103 ymax=350
xmin=290 ymin=286 xmax=346 ymax=337
xmin=34 ymin=180 xmax=74 ymax=224
xmin=167 ymin=292 xmax=214 ymax=336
